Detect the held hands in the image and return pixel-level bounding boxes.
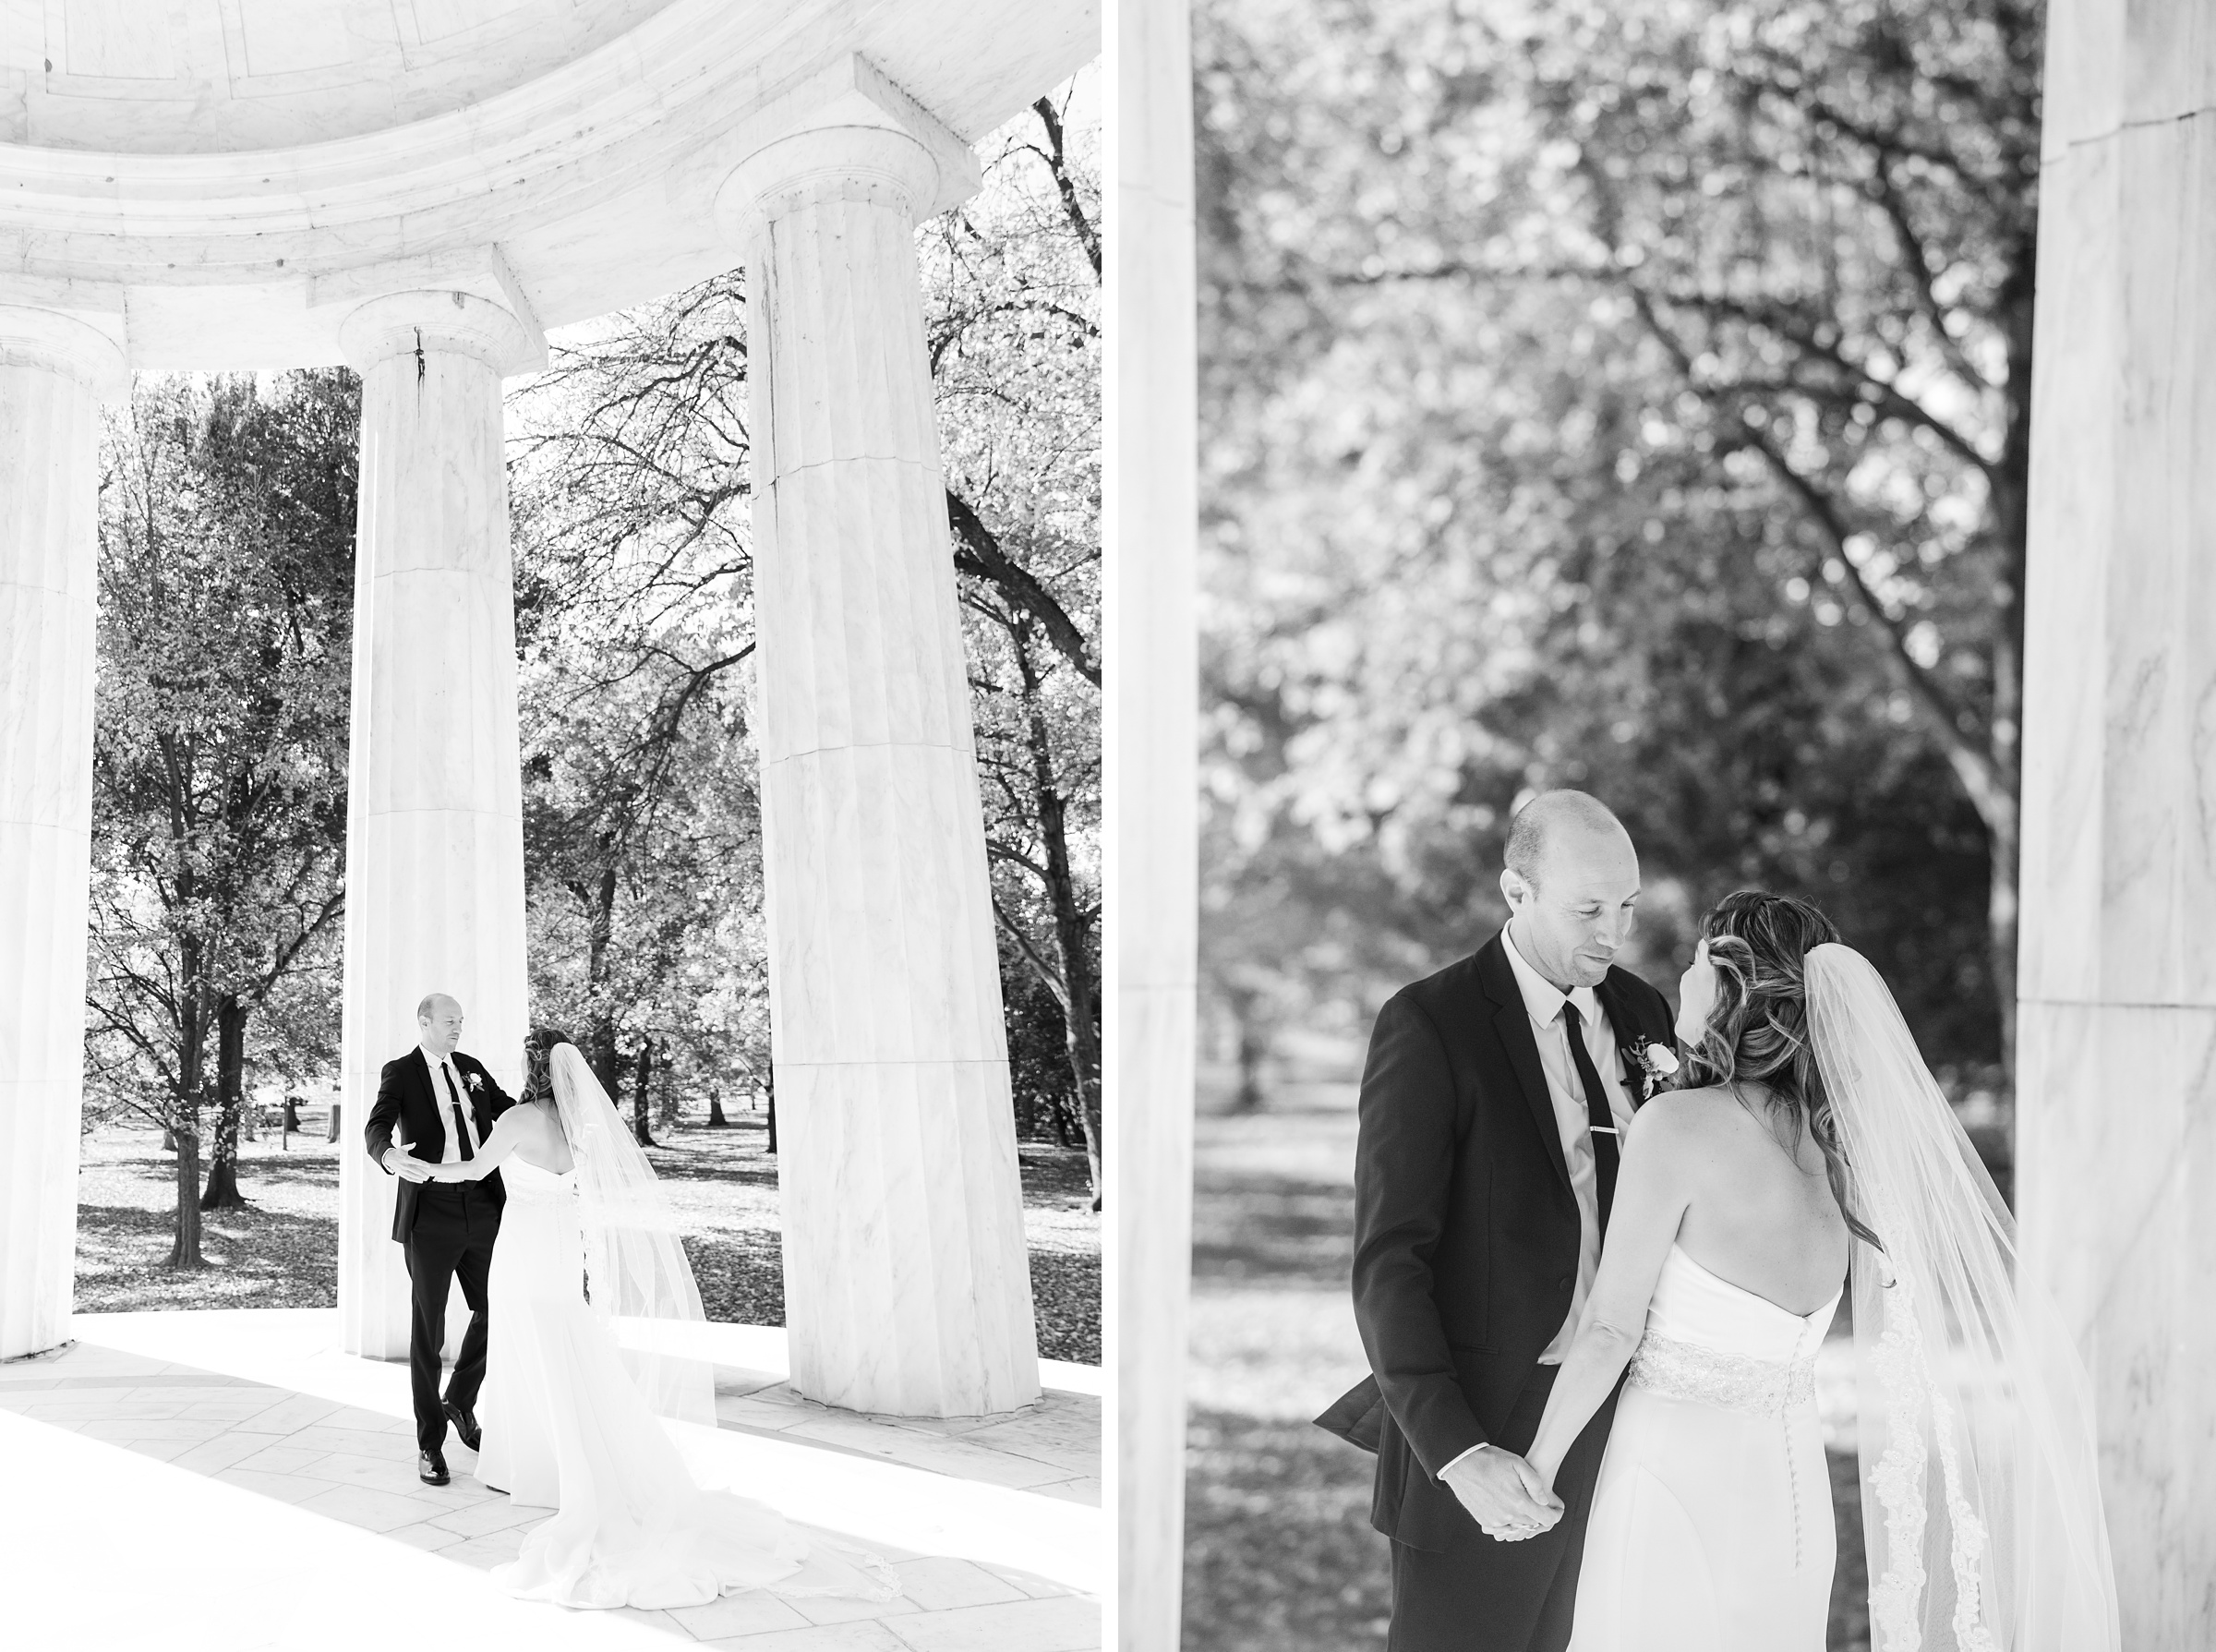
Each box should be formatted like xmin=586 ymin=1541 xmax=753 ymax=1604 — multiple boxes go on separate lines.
xmin=384 ymin=1146 xmax=434 ymax=1183
xmin=1441 ymin=1445 xmax=1565 ymax=1543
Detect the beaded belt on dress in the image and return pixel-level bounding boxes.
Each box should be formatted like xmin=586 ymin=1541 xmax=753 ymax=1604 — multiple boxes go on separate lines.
xmin=1625 ymin=1331 xmax=1817 ymax=1417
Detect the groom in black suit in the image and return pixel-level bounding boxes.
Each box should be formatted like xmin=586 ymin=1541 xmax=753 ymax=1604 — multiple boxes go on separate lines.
xmin=1317 ymin=791 xmax=1677 ymax=1652
xmin=363 ymin=992 xmax=517 ymax=1487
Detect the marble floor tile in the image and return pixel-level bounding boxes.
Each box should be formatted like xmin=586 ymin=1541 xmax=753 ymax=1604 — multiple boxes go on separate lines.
xmin=230 ymin=1443 xmax=331 ymax=1476
xmin=436 ymin=1528 xmax=529 ymax=1569
xmin=76 ymin=1417 xmax=233 ymax=1443
xmin=212 ymin=1465 xmax=342 ymax=1505
xmin=884 ymin=1596 xmax=1100 ymax=1652
xmin=888 ymin=1560 xmax=1028 ymax=1612
xmin=424 ymin=1496 xmax=545 ymax=1538
xmin=295 ymin=1481 xmax=454 ymax=1534
xmin=701 ymin=1623 xmax=909 ymax=1651
xmin=382 ymin=1520 xmax=468 ymax=1554
xmin=667 ymin=1591 xmax=815 ymax=1639
xmin=789 ymin=1592 xmax=927 ymax=1626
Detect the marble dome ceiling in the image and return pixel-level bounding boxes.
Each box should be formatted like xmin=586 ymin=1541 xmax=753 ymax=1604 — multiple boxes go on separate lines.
xmin=0 ymin=0 xmax=1098 ymax=367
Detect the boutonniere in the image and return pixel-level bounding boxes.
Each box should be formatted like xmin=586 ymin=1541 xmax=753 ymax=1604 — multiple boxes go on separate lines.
xmin=1619 ymin=1038 xmax=1680 ymax=1102
xmin=465 ymin=1072 xmax=484 ymax=1092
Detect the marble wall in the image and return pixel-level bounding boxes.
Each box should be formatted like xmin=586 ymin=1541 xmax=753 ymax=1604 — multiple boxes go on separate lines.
xmin=2017 ymin=2 xmax=2216 ymax=1643
xmin=0 ymin=312 xmax=121 ymax=1358
xmin=333 ymin=293 xmax=536 ymax=1358
xmin=1107 ymin=1 xmax=1200 ymax=1646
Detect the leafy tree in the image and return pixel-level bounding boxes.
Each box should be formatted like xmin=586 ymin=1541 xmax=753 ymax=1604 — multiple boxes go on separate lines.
xmin=1193 ymin=0 xmax=2029 ymax=1096
xmin=932 ymin=90 xmax=1104 ymax=1203
xmin=87 ymin=371 xmax=357 ymax=1263
xmin=506 ymin=89 xmax=1102 ymax=1177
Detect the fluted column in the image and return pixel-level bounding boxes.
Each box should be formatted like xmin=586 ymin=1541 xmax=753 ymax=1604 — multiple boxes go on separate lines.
xmin=334 ymin=293 xmax=535 ymax=1357
xmin=720 ymin=126 xmax=1040 ymax=1417
xmin=0 ymin=308 xmax=123 ymax=1359
xmin=2017 ymin=5 xmax=2216 ymax=1644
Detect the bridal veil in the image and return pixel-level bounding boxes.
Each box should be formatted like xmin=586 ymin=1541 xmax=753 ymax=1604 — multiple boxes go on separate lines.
xmin=1804 ymin=944 xmax=2119 ymax=1652
xmin=548 ymin=1043 xmax=717 ymax=1426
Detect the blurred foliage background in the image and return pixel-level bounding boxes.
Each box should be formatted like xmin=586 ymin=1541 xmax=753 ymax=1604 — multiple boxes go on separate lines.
xmin=1186 ymin=1 xmax=2039 ymax=1646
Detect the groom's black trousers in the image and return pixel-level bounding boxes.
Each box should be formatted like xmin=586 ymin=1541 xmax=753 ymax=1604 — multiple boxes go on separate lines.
xmin=1386 ymin=1366 xmax=1620 ymax=1652
xmin=401 ymin=1181 xmax=500 ymax=1454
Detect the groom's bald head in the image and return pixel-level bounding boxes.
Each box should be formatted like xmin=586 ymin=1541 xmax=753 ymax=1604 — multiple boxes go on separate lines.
xmin=416 ymin=993 xmax=464 ymax=1057
xmin=1500 ymin=791 xmax=1640 ymax=991
xmin=1505 ymin=790 xmax=1632 ymax=890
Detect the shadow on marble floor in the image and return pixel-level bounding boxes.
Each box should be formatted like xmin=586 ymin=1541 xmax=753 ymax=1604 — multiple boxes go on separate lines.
xmin=0 ymin=1325 xmax=1098 ymax=1652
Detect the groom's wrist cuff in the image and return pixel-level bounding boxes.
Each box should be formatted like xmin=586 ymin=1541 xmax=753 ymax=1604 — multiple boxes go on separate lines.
xmin=1439 ymin=1442 xmax=1490 ymax=1480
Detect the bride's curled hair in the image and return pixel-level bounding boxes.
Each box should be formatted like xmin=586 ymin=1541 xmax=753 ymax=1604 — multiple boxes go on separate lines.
xmin=1684 ymin=890 xmax=1879 ymax=1248
xmin=524 ymin=1026 xmax=578 ymax=1103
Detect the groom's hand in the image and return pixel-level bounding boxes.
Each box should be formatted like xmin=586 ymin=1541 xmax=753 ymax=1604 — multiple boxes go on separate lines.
xmin=384 ymin=1147 xmax=432 ymax=1183
xmin=1440 ymin=1445 xmax=1564 ymax=1541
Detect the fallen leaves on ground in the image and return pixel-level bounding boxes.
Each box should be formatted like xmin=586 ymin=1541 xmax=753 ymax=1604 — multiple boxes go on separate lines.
xmin=72 ymin=1114 xmax=1101 ymax=1366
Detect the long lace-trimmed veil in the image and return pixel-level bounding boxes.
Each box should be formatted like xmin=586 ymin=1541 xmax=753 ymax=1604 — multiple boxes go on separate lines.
xmin=547 ymin=1043 xmax=717 ymax=1427
xmin=1803 ymin=945 xmax=2118 ymax=1651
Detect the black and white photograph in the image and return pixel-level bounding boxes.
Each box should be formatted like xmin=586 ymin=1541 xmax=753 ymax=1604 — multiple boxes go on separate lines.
xmin=0 ymin=6 xmax=1102 ymax=1649
xmin=1112 ymin=0 xmax=2203 ymax=1648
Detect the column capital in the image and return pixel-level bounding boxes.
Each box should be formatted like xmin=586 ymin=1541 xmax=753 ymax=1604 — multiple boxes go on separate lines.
xmin=335 ymin=290 xmax=543 ymax=378
xmin=0 ymin=305 xmax=127 ymax=398
xmin=716 ymin=125 xmax=943 ymax=245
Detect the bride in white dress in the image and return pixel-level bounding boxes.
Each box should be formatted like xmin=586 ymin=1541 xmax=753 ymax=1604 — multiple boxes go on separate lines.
xmin=1512 ymin=891 xmax=2118 ymax=1651
xmin=401 ymin=1030 xmax=899 ymax=1611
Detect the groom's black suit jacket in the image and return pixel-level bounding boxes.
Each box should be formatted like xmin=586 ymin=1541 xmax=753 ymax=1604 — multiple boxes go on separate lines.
xmin=1330 ymin=930 xmax=1675 ymax=1553
xmin=363 ymin=1049 xmax=519 ymax=1243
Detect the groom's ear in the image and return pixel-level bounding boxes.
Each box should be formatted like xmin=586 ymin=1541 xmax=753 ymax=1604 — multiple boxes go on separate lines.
xmin=1499 ymin=866 xmax=1526 ymax=910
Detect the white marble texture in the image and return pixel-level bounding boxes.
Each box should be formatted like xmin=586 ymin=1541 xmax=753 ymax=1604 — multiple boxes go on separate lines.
xmin=2019 ymin=6 xmax=2216 ymax=1643
xmin=0 ymin=311 xmax=119 ymax=1358
xmin=1103 ymin=3 xmax=1200 ymax=1646
xmin=334 ymin=291 xmax=533 ymax=1359
xmin=0 ymin=3 xmax=1098 ymax=371
xmin=733 ymin=122 xmax=1039 ymax=1419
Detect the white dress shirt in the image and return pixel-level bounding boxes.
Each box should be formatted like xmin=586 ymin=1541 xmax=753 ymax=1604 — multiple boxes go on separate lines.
xmin=1498 ymin=924 xmax=1637 ymax=1364
xmin=1443 ymin=926 xmax=1635 ymax=1479
xmin=422 ymin=1048 xmax=484 ymax=1164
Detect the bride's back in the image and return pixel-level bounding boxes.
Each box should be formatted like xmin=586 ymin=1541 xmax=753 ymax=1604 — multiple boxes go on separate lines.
xmin=1669 ymin=1083 xmax=1849 ymax=1316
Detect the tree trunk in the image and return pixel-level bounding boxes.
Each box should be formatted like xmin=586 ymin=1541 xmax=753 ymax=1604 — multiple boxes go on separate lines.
xmin=200 ymin=995 xmax=249 ymax=1211
xmin=707 ymin=1093 xmax=729 ymax=1127
xmin=765 ymin=1068 xmax=777 ymax=1156
xmin=1013 ymin=621 xmax=1103 ymax=1209
xmin=325 ymin=1099 xmax=342 ymax=1142
xmin=1229 ymin=989 xmax=1269 ymax=1112
xmin=169 ymin=951 xmax=210 ymax=1268
xmin=632 ymin=1040 xmax=656 ymax=1148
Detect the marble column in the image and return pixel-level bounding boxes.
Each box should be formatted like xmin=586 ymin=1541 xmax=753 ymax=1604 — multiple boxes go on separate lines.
xmin=334 ymin=293 xmax=535 ymax=1358
xmin=718 ymin=124 xmax=1040 ymax=1418
xmin=2017 ymin=4 xmax=2216 ymax=1644
xmin=0 ymin=308 xmax=124 ymax=1359
xmin=1108 ymin=4 xmax=1201 ymax=1646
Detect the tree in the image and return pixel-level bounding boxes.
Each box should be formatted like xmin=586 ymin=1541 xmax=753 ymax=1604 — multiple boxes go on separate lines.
xmin=1191 ymin=0 xmax=2028 ymax=1091
xmin=505 ymin=87 xmax=1103 ymax=1175
xmin=930 ymin=89 xmax=1104 ymax=1203
xmin=87 ymin=371 xmax=357 ymax=1261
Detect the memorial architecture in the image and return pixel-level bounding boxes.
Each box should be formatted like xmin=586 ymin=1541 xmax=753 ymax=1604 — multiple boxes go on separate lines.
xmin=2018 ymin=1 xmax=2216 ymax=1644
xmin=0 ymin=0 xmax=1096 ymax=1422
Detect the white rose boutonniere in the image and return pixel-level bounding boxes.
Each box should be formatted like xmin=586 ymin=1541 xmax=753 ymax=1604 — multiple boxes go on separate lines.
xmin=1620 ymin=1039 xmax=1680 ymax=1102
xmin=466 ymin=1072 xmax=484 ymax=1092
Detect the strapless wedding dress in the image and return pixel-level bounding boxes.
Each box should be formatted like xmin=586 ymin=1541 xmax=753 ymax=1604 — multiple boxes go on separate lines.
xmin=1569 ymin=1243 xmax=1841 ymax=1649
xmin=476 ymin=1157 xmax=899 ymax=1610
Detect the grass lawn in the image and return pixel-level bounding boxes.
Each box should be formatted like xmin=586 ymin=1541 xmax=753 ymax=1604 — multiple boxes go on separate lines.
xmin=1182 ymin=1068 xmax=1870 ymax=1651
xmin=73 ymin=1107 xmax=1101 ymax=1366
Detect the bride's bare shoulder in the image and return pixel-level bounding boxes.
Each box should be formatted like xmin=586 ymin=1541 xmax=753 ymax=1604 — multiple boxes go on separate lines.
xmin=1626 ymin=1085 xmax=1742 ymax=1144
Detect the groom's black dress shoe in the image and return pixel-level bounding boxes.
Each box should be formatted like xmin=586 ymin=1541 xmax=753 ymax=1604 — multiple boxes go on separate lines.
xmin=442 ymin=1398 xmax=482 ymax=1453
xmin=418 ymin=1449 xmax=450 ymax=1487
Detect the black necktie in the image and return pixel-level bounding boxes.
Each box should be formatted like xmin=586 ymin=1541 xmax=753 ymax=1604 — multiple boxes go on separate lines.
xmin=440 ymin=1062 xmax=475 ymax=1163
xmin=1560 ymin=1001 xmax=1618 ymax=1235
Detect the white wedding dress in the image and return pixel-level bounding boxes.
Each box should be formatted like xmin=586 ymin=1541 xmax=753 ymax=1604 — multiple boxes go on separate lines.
xmin=1569 ymin=1244 xmax=1841 ymax=1650
xmin=475 ymin=1154 xmax=899 ymax=1610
